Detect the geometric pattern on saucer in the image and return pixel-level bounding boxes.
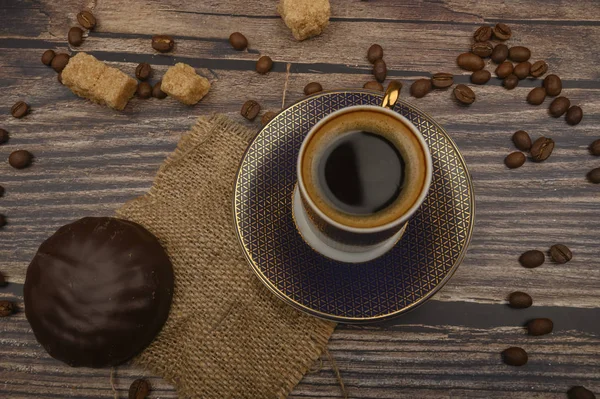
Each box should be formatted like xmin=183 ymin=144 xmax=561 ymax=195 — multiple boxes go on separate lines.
xmin=234 ymin=91 xmax=474 ymax=323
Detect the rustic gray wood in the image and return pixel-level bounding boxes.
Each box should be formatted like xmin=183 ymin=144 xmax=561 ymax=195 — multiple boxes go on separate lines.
xmin=0 ymin=0 xmax=599 ymax=398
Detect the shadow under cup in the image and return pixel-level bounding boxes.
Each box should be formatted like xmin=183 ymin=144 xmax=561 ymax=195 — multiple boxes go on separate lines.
xmin=294 ymin=105 xmax=432 ymax=263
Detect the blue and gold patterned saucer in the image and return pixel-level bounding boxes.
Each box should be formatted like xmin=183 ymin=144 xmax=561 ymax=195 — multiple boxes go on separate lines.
xmin=234 ymin=91 xmax=474 ymax=323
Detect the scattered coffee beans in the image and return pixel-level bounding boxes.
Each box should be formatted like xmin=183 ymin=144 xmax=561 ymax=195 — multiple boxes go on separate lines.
xmin=51 ymin=53 xmax=70 ymax=72
xmin=128 ymin=379 xmax=150 ymax=399
xmin=549 ymin=96 xmax=570 ymax=117
xmin=550 ymin=244 xmax=572 ymax=264
xmin=11 ymin=101 xmax=29 ymax=118
xmin=0 ymin=271 xmax=6 ymax=286
xmin=470 ymin=70 xmax=491 ymax=85
xmin=502 ymin=347 xmax=527 ymax=366
xmin=0 ymin=128 xmax=8 ymax=144
xmin=77 ymin=10 xmax=96 ymax=30
xmin=152 ymin=81 xmax=167 ymax=99
xmin=0 ymin=214 xmax=5 ymax=228
xmin=363 ymin=81 xmax=384 ymax=91
xmin=372 ymin=59 xmax=387 ymax=82
xmin=587 ymin=167 xmax=600 ymax=184
xmin=566 ymin=106 xmax=583 ymax=125
xmin=454 ymin=84 xmax=475 ymax=104
xmin=527 ymin=87 xmax=546 ymax=105
xmin=9 ymin=150 xmax=33 ymax=169
xmin=505 ymin=151 xmax=526 ymax=168
xmin=152 ymin=35 xmax=174 ymax=53
xmin=473 ymin=26 xmax=492 ymax=42
xmin=41 ymin=49 xmax=55 ymax=66
xmin=491 ymin=44 xmax=509 ymax=63
xmin=520 ymin=250 xmax=545 ymax=268
xmin=590 ymin=139 xmax=600 ymax=156
xmin=256 ymin=56 xmax=273 ymax=74
xmin=493 ymin=23 xmax=512 ymax=41
xmin=530 ymin=137 xmax=555 ymax=162
xmin=57 ymin=72 xmax=63 ymax=84
xmin=261 ymin=111 xmax=277 ymax=126
xmin=367 ymin=44 xmax=384 ymax=64
xmin=508 ymin=291 xmax=533 ymax=309
xmin=471 ymin=41 xmax=493 ymax=58
xmin=457 ymin=52 xmax=484 ymax=71
xmin=508 ymin=46 xmax=531 ymax=62
xmin=513 ymin=62 xmax=531 ymax=80
xmin=241 ymin=100 xmax=261 ymax=121
xmin=530 ymin=60 xmax=548 ymax=77
xmin=512 ymin=130 xmax=532 ymax=151
xmin=410 ymin=79 xmax=432 ymax=98
xmin=503 ymin=74 xmax=519 ymax=90
xmin=568 ymin=386 xmax=596 ymax=399
xmin=136 ymin=82 xmax=152 ymax=99
xmin=543 ymin=74 xmax=562 ymax=96
xmin=135 ymin=63 xmax=152 ymax=81
xmin=229 ymin=32 xmax=248 ymax=51
xmin=0 ymin=300 xmax=14 ymax=317
xmin=527 ymin=318 xmax=553 ymax=336
xmin=68 ymin=27 xmax=84 ymax=47
xmin=431 ymin=72 xmax=453 ymax=89
xmin=304 ymin=82 xmax=323 ymax=95
xmin=495 ymin=61 xmax=514 ymax=79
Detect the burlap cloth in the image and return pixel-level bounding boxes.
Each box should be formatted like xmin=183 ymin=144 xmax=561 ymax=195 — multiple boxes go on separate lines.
xmin=116 ymin=114 xmax=336 ymax=399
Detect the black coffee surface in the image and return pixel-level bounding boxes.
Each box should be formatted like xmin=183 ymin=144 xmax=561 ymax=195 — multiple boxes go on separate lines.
xmin=318 ymin=131 xmax=405 ymax=215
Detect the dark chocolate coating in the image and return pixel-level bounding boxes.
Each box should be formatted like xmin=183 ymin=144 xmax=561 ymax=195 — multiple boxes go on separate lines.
xmin=24 ymin=217 xmax=174 ymax=368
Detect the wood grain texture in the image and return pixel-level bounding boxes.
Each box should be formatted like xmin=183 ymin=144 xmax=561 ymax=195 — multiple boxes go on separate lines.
xmin=1 ymin=0 xmax=599 ymax=398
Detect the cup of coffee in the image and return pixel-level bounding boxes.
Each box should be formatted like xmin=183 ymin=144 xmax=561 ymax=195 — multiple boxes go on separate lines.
xmin=293 ymin=81 xmax=433 ymax=263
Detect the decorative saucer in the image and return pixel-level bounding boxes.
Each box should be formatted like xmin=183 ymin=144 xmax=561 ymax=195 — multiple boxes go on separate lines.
xmin=234 ymin=91 xmax=474 ymax=323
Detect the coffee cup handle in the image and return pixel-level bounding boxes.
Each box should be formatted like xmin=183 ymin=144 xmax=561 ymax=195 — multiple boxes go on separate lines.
xmin=381 ymin=80 xmax=402 ymax=110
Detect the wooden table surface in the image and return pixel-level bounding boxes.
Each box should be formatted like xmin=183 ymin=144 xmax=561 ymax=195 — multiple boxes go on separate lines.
xmin=1 ymin=1 xmax=599 ymax=398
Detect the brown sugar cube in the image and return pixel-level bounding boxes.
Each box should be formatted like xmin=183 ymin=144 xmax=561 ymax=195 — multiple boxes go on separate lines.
xmin=277 ymin=0 xmax=330 ymax=41
xmin=61 ymin=53 xmax=107 ymax=98
xmin=94 ymin=66 xmax=138 ymax=110
xmin=161 ymin=63 xmax=211 ymax=105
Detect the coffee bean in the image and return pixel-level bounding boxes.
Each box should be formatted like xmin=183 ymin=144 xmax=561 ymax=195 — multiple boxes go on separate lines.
xmin=367 ymin=44 xmax=384 ymax=64
xmin=512 ymin=130 xmax=532 ymax=151
xmin=152 ymin=81 xmax=167 ymax=99
xmin=543 ymin=74 xmax=562 ymax=97
xmin=495 ymin=62 xmax=514 ymax=79
xmin=587 ymin=167 xmax=600 ymax=184
xmin=566 ymin=106 xmax=583 ymax=125
xmin=41 ymin=49 xmax=56 ymax=66
xmin=304 ymin=82 xmax=323 ymax=95
xmin=527 ymin=318 xmax=553 ymax=336
xmin=229 ymin=32 xmax=248 ymax=51
xmin=0 ymin=271 xmax=6 ymax=286
xmin=454 ymin=84 xmax=475 ymax=105
xmin=491 ymin=44 xmax=509 ymax=63
xmin=11 ymin=101 xmax=29 ymax=118
xmin=57 ymin=72 xmax=63 ymax=84
xmin=77 ymin=10 xmax=96 ymax=30
xmin=51 ymin=53 xmax=70 ymax=72
xmin=471 ymin=41 xmax=494 ymax=58
xmin=136 ymin=82 xmax=152 ymax=99
xmin=527 ymin=87 xmax=546 ymax=105
xmin=473 ymin=26 xmax=492 ymax=42
xmin=508 ymin=46 xmax=531 ymax=62
xmin=530 ymin=60 xmax=548 ymax=77
xmin=493 ymin=23 xmax=512 ymax=41
xmin=372 ymin=59 xmax=387 ymax=82
xmin=513 ymin=62 xmax=531 ymax=80
xmin=135 ymin=63 xmax=152 ymax=81
xmin=68 ymin=27 xmax=84 ymax=47
xmin=505 ymin=151 xmax=526 ymax=168
xmin=152 ymin=35 xmax=174 ymax=53
xmin=431 ymin=72 xmax=453 ymax=89
xmin=503 ymin=74 xmax=519 ymax=90
xmin=508 ymin=291 xmax=533 ymax=309
xmin=590 ymin=139 xmax=600 ymax=156
xmin=457 ymin=52 xmax=484 ymax=71
xmin=256 ymin=56 xmax=273 ymax=74
xmin=470 ymin=70 xmax=491 ymax=85
xmin=520 ymin=250 xmax=545 ymax=268
xmin=0 ymin=129 xmax=9 ymax=145
xmin=502 ymin=347 xmax=527 ymax=366
xmin=530 ymin=137 xmax=555 ymax=162
xmin=0 ymin=214 xmax=5 ymax=228
xmin=241 ymin=100 xmax=261 ymax=121
xmin=550 ymin=244 xmax=572 ymax=264
xmin=128 ymin=379 xmax=150 ymax=399
xmin=9 ymin=150 xmax=33 ymax=169
xmin=410 ymin=79 xmax=432 ymax=98
xmin=568 ymin=386 xmax=596 ymax=399
xmin=363 ymin=81 xmax=384 ymax=91
xmin=261 ymin=111 xmax=277 ymax=126
xmin=549 ymin=96 xmax=570 ymax=117
xmin=0 ymin=300 xmax=14 ymax=317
